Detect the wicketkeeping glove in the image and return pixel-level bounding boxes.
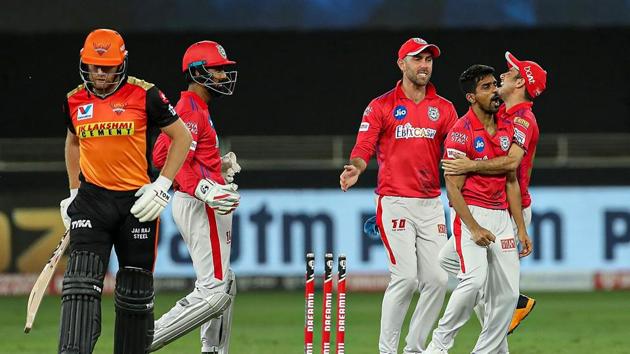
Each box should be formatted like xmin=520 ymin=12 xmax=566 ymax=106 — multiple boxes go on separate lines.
xmin=59 ymin=188 xmax=78 ymax=229
xmin=221 ymin=152 xmax=241 ymax=183
xmin=131 ymin=175 xmax=172 ymax=222
xmin=194 ymin=178 xmax=240 ymax=215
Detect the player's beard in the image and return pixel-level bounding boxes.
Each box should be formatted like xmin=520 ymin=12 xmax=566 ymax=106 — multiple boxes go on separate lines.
xmin=482 ymin=94 xmax=502 ymax=114
xmin=406 ymin=69 xmax=431 ymax=87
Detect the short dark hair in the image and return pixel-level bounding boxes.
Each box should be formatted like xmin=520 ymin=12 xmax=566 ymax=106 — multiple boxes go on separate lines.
xmin=459 ymin=64 xmax=495 ymax=96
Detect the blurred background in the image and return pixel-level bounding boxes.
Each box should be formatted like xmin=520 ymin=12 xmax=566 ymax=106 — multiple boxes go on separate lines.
xmin=1 ymin=0 xmax=630 ymax=335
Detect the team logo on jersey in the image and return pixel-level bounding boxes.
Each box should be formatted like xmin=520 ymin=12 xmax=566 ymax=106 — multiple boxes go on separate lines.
xmin=500 ymin=136 xmax=510 ymax=151
xmin=501 ymin=238 xmax=516 ymax=251
xmin=393 ymin=105 xmax=407 ymax=120
xmin=77 ymin=104 xmax=94 ymax=120
xmin=359 ymin=122 xmax=370 ymax=132
xmin=395 ymin=123 xmax=436 ymax=139
xmin=110 ymin=102 xmax=126 ymax=115
xmin=514 ymin=117 xmax=530 ymax=128
xmin=474 ymin=136 xmax=485 ymax=152
xmin=427 ymin=106 xmax=440 ymax=121
xmin=363 ymin=106 xmax=373 ymax=117
xmin=92 ymin=42 xmax=111 ymax=55
xmin=77 ymin=121 xmax=134 ymax=139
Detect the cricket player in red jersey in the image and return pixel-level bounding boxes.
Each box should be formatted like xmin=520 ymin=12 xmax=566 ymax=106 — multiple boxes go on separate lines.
xmin=150 ymin=41 xmax=240 ymax=354
xmin=58 ymin=29 xmax=192 ymax=353
xmin=440 ymin=52 xmax=547 ymax=337
xmin=426 ymin=64 xmax=533 ymax=354
xmin=340 ymin=37 xmax=458 ymax=354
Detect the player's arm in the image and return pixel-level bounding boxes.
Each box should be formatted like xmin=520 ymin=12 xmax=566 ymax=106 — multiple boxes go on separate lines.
xmin=64 ymin=129 xmax=80 ymax=189
xmin=340 ymin=101 xmax=381 ymax=191
xmin=505 ymin=171 xmax=532 ymax=257
xmin=158 ymin=119 xmax=192 ymax=181
xmin=445 ymin=174 xmax=495 ymax=246
xmin=442 ymin=143 xmax=525 ymax=175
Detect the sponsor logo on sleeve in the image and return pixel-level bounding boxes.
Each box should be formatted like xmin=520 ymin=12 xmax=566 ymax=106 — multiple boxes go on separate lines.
xmin=427 ymin=106 xmax=440 ymax=121
xmin=500 ymin=136 xmax=510 ymax=151
xmin=190 ymin=140 xmax=197 ymax=151
xmin=158 ymin=90 xmax=170 ymax=104
xmin=446 ymin=148 xmax=466 ymax=159
xmin=514 ymin=117 xmax=530 ymax=129
xmin=359 ymin=122 xmax=370 ymax=132
xmin=450 ymin=132 xmax=467 ymax=144
xmin=393 ymin=105 xmax=407 ymax=120
xmin=514 ymin=128 xmax=526 ymax=145
xmin=395 ymin=123 xmax=436 ymax=139
xmin=474 ymin=136 xmax=485 ymax=152
xmin=77 ymin=103 xmax=94 ymax=120
xmin=363 ymin=106 xmax=373 ymax=117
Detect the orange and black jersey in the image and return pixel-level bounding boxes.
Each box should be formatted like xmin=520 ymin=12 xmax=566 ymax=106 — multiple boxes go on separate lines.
xmin=64 ymin=76 xmax=179 ymax=191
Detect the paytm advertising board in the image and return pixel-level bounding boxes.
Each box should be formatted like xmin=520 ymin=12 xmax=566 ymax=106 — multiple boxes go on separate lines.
xmin=120 ymin=187 xmax=630 ymax=283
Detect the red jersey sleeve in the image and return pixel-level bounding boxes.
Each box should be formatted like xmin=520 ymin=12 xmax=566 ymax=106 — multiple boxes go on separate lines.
xmin=443 ymin=119 xmax=470 ymax=160
xmin=441 ymin=103 xmax=459 ymax=140
xmin=349 ymin=99 xmax=384 ymax=163
xmin=511 ymin=112 xmax=536 ymax=154
xmin=173 ymin=110 xmax=206 ymax=196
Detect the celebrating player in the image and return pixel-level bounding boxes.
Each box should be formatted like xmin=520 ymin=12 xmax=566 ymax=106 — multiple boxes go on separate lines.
xmin=150 ymin=40 xmax=240 ymax=354
xmin=440 ymin=52 xmax=546 ymax=337
xmin=340 ymin=37 xmax=458 ymax=354
xmin=58 ymin=28 xmax=191 ymax=353
xmin=425 ymin=64 xmax=532 ymax=354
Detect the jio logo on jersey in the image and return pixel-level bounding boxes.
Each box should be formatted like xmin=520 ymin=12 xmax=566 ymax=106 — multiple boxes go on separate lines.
xmin=393 ymin=105 xmax=407 ymax=120
xmin=474 ymin=136 xmax=485 ymax=152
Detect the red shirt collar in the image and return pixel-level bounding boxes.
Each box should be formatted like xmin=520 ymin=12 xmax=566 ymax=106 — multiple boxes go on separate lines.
xmin=394 ymin=80 xmax=438 ymax=101
xmin=466 ymin=107 xmax=508 ymax=131
xmin=180 ymin=91 xmax=209 ymax=111
xmin=504 ymin=101 xmax=533 ymax=116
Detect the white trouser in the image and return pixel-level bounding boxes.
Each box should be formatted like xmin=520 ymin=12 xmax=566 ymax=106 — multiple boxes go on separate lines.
xmin=168 ymin=191 xmax=233 ymax=351
xmin=376 ymin=195 xmax=449 ymax=354
xmin=429 ymin=206 xmax=520 ymax=354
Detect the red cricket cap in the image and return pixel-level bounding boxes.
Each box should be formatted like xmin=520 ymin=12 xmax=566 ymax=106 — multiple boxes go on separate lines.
xmin=398 ymin=37 xmax=441 ymax=60
xmin=505 ymin=51 xmax=547 ymax=98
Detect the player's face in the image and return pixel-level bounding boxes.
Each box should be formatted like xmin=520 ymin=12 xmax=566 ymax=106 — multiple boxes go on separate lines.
xmin=87 ymin=64 xmax=121 ymax=93
xmin=498 ymin=68 xmax=522 ymax=99
xmin=474 ymin=75 xmax=500 ymax=113
xmin=400 ymin=52 xmax=433 ymax=86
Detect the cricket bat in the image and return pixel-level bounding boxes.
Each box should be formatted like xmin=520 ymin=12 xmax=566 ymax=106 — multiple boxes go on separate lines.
xmin=24 ymin=229 xmax=70 ymax=333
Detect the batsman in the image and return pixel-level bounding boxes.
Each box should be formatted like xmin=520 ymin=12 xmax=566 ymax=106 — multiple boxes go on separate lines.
xmin=58 ymin=29 xmax=191 ymax=353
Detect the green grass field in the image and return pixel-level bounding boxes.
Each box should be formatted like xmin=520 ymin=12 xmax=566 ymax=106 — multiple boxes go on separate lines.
xmin=2 ymin=291 xmax=629 ymax=353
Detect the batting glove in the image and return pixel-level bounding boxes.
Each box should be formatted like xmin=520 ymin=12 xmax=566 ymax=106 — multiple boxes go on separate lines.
xmin=194 ymin=178 xmax=240 ymax=215
xmin=59 ymin=188 xmax=78 ymax=229
xmin=221 ymin=152 xmax=241 ymax=183
xmin=131 ymin=175 xmax=172 ymax=222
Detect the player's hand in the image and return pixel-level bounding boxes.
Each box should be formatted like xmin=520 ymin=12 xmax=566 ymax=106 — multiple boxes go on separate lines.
xmin=518 ymin=231 xmax=533 ymax=258
xmin=470 ymin=226 xmax=496 ymax=247
xmin=442 ymin=154 xmax=475 ymax=175
xmin=340 ymin=164 xmax=360 ymax=192
xmin=221 ymin=152 xmax=241 ymax=183
xmin=131 ymin=176 xmax=172 ymax=222
xmin=59 ymin=189 xmax=78 ymax=229
xmin=195 ymin=178 xmax=240 ymax=215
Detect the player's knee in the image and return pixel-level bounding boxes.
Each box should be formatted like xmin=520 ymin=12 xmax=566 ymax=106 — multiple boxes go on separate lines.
xmin=391 ymin=273 xmax=419 ymax=293
xmin=424 ymin=269 xmax=448 ymax=290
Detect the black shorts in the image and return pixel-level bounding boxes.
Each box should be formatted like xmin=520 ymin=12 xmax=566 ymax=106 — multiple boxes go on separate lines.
xmin=67 ymin=181 xmax=158 ymax=272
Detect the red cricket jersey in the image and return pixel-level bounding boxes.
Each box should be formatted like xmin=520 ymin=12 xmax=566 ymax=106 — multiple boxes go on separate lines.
xmin=350 ymin=81 xmax=458 ymax=198
xmin=153 ymin=91 xmax=225 ymax=196
xmin=443 ymin=107 xmax=515 ymax=210
xmin=497 ymin=102 xmax=539 ymax=208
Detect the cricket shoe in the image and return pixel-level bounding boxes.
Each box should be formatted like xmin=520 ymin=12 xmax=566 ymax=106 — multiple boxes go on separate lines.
xmin=425 ymin=342 xmax=449 ymax=354
xmin=508 ymin=294 xmax=536 ymax=334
